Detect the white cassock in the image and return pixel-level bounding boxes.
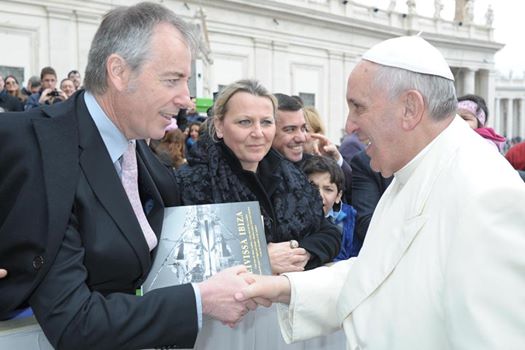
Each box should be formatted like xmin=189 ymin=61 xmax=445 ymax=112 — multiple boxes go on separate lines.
xmin=277 ymin=117 xmax=525 ymax=350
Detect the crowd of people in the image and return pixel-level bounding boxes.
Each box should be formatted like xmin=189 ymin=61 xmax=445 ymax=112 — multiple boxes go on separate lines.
xmin=0 ymin=1 xmax=524 ymax=350
xmin=0 ymin=68 xmax=82 ymax=113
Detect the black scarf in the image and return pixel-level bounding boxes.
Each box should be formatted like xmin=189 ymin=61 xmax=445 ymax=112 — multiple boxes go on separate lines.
xmin=176 ymin=136 xmax=324 ymax=243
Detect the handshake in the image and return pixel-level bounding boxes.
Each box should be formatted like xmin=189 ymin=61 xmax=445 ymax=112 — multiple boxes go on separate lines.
xmin=196 ymin=265 xmax=291 ymax=327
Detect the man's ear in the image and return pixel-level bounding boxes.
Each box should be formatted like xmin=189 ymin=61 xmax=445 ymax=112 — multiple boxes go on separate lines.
xmin=401 ymin=90 xmax=425 ymax=131
xmin=106 ymin=54 xmax=129 ymax=92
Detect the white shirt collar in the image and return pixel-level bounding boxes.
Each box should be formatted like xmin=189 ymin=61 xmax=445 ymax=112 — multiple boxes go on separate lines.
xmin=83 ymin=91 xmax=129 ymax=163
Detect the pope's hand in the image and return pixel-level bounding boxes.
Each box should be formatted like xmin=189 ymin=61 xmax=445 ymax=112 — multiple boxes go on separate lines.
xmin=234 ymin=274 xmax=291 ymax=306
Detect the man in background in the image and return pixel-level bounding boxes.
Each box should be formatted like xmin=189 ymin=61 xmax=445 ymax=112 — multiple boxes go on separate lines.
xmin=21 ymin=75 xmax=41 ymax=97
xmin=25 ymin=66 xmax=67 ymax=109
xmin=272 ymin=93 xmax=353 ymax=201
xmin=67 ymin=69 xmax=82 ymax=91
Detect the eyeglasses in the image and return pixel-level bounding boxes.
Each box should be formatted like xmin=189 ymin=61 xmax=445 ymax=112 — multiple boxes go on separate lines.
xmin=5 ymin=81 xmax=18 ymax=85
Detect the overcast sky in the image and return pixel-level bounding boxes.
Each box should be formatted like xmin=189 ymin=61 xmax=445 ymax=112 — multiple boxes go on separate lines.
xmin=358 ymin=0 xmax=524 ymax=78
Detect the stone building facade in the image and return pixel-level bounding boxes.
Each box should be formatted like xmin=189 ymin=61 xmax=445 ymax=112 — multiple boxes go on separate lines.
xmin=0 ymin=0 xmax=522 ymax=141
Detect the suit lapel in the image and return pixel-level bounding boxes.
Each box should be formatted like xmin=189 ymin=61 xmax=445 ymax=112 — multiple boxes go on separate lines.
xmin=33 ymin=102 xmax=79 ymax=265
xmin=75 ymin=95 xmax=151 ymax=272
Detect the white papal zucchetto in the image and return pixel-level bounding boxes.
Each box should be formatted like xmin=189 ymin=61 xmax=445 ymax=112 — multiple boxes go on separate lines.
xmin=362 ymin=35 xmax=455 ymax=81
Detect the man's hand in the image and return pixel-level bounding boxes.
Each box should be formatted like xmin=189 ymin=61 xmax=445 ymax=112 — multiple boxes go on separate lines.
xmin=310 ymin=133 xmax=342 ymax=162
xmin=268 ymin=242 xmax=310 ymax=274
xmin=197 ymin=265 xmax=257 ymax=327
xmin=234 ymin=274 xmax=291 ymax=306
xmin=57 ymin=90 xmax=68 ymax=100
xmin=38 ymin=88 xmax=55 ymax=104
xmin=0 ymin=269 xmax=7 ymax=279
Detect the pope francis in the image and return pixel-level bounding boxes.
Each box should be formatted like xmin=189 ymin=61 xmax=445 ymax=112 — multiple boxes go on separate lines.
xmin=237 ymin=35 xmax=525 ymax=350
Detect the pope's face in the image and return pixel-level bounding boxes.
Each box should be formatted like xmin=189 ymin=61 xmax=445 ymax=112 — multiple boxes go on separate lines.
xmin=345 ymin=61 xmax=406 ymax=178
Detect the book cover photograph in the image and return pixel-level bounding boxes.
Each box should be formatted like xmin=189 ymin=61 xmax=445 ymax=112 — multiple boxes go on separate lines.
xmin=142 ymin=201 xmax=271 ymax=293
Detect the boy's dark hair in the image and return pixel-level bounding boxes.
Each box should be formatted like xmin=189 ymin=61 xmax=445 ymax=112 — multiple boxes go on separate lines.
xmin=301 ymin=155 xmax=345 ymax=193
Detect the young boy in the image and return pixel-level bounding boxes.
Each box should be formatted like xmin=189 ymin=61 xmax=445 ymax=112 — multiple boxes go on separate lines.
xmin=301 ymin=155 xmax=360 ymax=260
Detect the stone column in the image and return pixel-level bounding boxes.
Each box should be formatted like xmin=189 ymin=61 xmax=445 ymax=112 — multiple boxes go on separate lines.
xmin=493 ymin=97 xmax=500 ymax=133
xmin=455 ymin=0 xmax=467 ymax=21
xmin=253 ymin=39 xmax=273 ymax=90
xmin=505 ymin=98 xmax=513 ymax=138
xmin=328 ymin=50 xmax=345 ymax=142
xmin=521 ymin=98 xmax=525 ymax=138
xmin=272 ymin=41 xmax=289 ymax=93
xmin=463 ymin=68 xmax=476 ymax=95
xmin=478 ymin=69 xmax=495 ymax=127
xmin=45 ymin=6 xmax=75 ymax=74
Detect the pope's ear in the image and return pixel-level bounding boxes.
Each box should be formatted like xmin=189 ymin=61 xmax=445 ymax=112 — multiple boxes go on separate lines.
xmin=401 ymin=89 xmax=425 ymax=131
xmin=106 ymin=54 xmax=129 ymax=92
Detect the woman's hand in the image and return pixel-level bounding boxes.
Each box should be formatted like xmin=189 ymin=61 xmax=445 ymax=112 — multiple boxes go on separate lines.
xmin=268 ymin=241 xmax=310 ymax=274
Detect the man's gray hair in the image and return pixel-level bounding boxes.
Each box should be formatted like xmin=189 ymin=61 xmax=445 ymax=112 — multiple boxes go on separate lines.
xmin=372 ymin=64 xmax=457 ymax=121
xmin=84 ymin=2 xmax=197 ymax=95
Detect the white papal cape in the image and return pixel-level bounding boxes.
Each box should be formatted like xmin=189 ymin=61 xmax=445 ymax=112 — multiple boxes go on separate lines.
xmin=278 ymin=117 xmax=525 ymax=350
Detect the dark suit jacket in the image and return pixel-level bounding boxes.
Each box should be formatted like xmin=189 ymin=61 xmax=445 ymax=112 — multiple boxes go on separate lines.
xmin=350 ymin=150 xmax=393 ymax=245
xmin=0 ymin=92 xmax=197 ymax=349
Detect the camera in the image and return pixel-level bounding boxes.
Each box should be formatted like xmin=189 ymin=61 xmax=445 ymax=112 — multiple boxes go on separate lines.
xmin=47 ymin=90 xmax=60 ymax=97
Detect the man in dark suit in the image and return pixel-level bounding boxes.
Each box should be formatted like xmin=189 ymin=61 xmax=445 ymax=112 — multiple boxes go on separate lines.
xmin=350 ymin=150 xmax=392 ymax=246
xmin=272 ymin=93 xmax=353 ymax=201
xmin=0 ymin=3 xmax=254 ymax=349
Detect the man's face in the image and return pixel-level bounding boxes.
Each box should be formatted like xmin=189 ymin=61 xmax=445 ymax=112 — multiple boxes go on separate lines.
xmin=116 ymin=23 xmax=191 ymax=140
xmin=30 ymin=84 xmax=40 ymax=94
xmin=345 ymin=61 xmax=404 ymax=177
xmin=41 ymin=74 xmax=57 ymax=90
xmin=272 ymin=109 xmax=308 ymax=162
xmin=68 ymin=72 xmax=82 ymax=89
xmin=60 ymin=79 xmax=76 ymax=98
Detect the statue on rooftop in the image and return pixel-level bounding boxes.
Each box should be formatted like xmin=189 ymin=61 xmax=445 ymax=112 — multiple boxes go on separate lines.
xmin=485 ymin=5 xmax=494 ymax=27
xmin=463 ymin=0 xmax=474 ymax=24
xmin=434 ymin=0 xmax=444 ymax=19
xmin=388 ymin=0 xmax=397 ymax=12
xmin=406 ymin=0 xmax=416 ymax=15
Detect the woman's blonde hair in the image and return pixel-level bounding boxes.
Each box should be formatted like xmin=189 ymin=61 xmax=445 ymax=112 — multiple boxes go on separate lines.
xmin=303 ymin=106 xmax=325 ymax=134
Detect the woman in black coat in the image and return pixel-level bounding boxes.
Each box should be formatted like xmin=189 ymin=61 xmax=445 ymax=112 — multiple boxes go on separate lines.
xmin=176 ymin=79 xmax=340 ymax=274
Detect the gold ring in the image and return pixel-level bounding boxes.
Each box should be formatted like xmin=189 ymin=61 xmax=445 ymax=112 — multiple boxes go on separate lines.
xmin=289 ymin=240 xmax=299 ymax=249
